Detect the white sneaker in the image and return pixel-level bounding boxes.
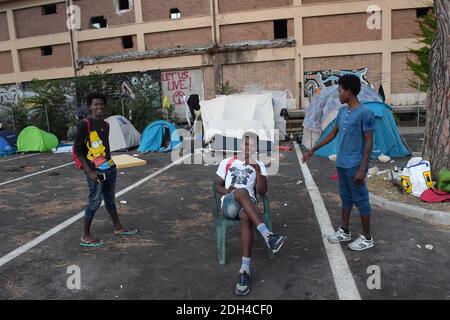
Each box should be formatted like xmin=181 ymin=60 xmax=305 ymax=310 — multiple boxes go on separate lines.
xmin=348 ymin=235 xmax=374 ymax=251
xmin=327 ymin=228 xmax=352 ymax=243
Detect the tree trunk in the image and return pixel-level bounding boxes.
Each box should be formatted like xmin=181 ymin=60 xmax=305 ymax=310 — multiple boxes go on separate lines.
xmin=422 ymin=0 xmax=450 ymax=176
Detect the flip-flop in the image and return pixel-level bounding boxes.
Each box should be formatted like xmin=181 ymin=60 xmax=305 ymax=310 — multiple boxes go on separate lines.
xmin=114 ymin=229 xmax=138 ymax=235
xmin=80 ymin=239 xmax=104 ymax=247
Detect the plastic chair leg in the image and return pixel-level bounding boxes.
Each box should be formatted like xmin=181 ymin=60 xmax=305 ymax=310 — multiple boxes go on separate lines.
xmin=217 ymin=223 xmax=227 ymax=264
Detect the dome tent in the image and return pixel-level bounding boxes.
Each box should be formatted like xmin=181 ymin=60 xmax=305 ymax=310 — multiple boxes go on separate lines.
xmin=313 ymin=101 xmax=411 ymax=159
xmin=138 ymin=120 xmax=181 ymax=153
xmin=105 ymin=115 xmax=141 ymax=152
xmin=17 ymin=126 xmax=59 ymax=152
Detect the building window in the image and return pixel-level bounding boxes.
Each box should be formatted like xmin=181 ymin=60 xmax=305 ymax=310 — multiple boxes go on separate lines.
xmin=90 ymin=16 xmax=108 ymax=29
xmin=42 ymin=4 xmax=57 ymax=15
xmin=170 ymin=8 xmax=181 ymax=20
xmin=416 ymin=7 xmax=431 ymax=18
xmin=274 ymin=19 xmax=288 ymax=39
xmin=119 ymin=0 xmax=130 ymax=11
xmin=122 ymin=36 xmax=134 ymax=49
xmin=41 ymin=46 xmax=53 ymax=56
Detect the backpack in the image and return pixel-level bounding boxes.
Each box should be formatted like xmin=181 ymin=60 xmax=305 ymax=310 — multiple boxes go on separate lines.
xmin=72 ymin=118 xmax=109 ymax=169
xmin=224 ymin=155 xmax=237 ymax=180
xmin=72 ymin=119 xmax=91 ymax=169
xmin=420 ymin=188 xmax=450 ymax=203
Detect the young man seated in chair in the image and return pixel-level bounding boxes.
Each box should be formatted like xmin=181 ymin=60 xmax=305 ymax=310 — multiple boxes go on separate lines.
xmin=215 ymin=131 xmax=287 ymax=296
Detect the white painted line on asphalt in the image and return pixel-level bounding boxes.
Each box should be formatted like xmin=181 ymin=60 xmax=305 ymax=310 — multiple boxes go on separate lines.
xmin=294 ymin=143 xmax=361 ymax=300
xmin=0 ymin=153 xmax=40 ymax=164
xmin=0 ymin=152 xmax=193 ymax=269
xmin=0 ymin=162 xmax=74 ymax=187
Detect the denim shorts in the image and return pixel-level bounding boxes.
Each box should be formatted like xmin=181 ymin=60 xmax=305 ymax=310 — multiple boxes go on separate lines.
xmin=221 ymin=191 xmax=257 ymax=220
xmin=84 ymin=165 xmax=117 ymax=219
xmin=337 ymin=165 xmax=371 ymax=216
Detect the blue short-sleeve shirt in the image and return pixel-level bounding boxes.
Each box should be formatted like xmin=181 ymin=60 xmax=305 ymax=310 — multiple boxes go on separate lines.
xmin=335 ymin=105 xmax=375 ymax=168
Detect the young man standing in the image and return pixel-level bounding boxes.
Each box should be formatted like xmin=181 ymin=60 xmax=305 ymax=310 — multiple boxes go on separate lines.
xmin=303 ymin=74 xmax=376 ymax=251
xmin=215 ymin=132 xmax=287 ymax=296
xmin=74 ymin=92 xmax=137 ymax=247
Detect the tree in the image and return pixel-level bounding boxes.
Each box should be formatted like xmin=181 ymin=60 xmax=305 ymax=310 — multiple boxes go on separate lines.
xmin=407 ymin=7 xmax=437 ymax=92
xmin=422 ymin=0 xmax=450 ymax=176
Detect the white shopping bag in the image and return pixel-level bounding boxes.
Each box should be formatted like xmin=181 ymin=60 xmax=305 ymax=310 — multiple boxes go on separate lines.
xmin=401 ymin=157 xmax=433 ymax=197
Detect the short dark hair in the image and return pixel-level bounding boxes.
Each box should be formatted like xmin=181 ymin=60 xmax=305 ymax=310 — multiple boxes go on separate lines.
xmin=86 ymin=92 xmax=107 ymax=106
xmin=338 ymin=74 xmax=361 ymax=96
xmin=242 ymin=131 xmax=259 ymax=142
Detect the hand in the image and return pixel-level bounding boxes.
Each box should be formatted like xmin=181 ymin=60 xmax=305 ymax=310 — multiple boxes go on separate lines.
xmin=87 ymin=171 xmax=100 ymax=183
xmin=353 ymin=169 xmax=366 ymax=185
xmin=302 ymin=150 xmax=314 ymax=163
xmin=247 ymin=162 xmax=260 ymax=173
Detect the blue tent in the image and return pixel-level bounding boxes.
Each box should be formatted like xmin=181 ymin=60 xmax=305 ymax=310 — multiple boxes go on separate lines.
xmin=0 ymin=130 xmax=18 ymax=147
xmin=0 ymin=136 xmax=16 ymax=158
xmin=314 ymin=101 xmax=411 ymax=159
xmin=138 ymin=120 xmax=182 ymax=153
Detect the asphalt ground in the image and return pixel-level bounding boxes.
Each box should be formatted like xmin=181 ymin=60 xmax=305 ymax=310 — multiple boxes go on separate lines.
xmin=0 ymin=135 xmax=448 ymax=300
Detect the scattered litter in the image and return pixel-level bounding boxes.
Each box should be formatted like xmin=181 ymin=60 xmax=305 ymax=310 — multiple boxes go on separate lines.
xmin=278 ymin=145 xmax=292 ymax=151
xmin=204 ymin=164 xmax=210 ymax=167
xmin=283 ymin=224 xmax=287 ymax=227
xmin=132 ymin=154 xmax=140 ymax=157
xmin=279 ymin=153 xmax=286 ymax=159
xmin=378 ymin=154 xmax=391 ymax=163
xmin=276 ymin=213 xmax=280 ymax=216
xmin=377 ymin=170 xmax=389 ymax=175
xmin=284 ymin=203 xmax=288 ymax=207
xmin=296 ymin=180 xmax=303 ymax=185
xmin=260 ymin=280 xmax=265 ymax=283
xmin=41 ymin=166 xmax=45 ymax=169
xmin=390 ymin=160 xmax=395 ymax=163
xmin=52 ymin=146 xmax=73 ymax=153
xmin=120 ymin=200 xmax=128 ymax=204
xmin=180 ymin=198 xmax=184 ymax=201
xmin=416 ymin=244 xmax=422 ymax=248
xmin=367 ymin=175 xmax=372 ymax=178
xmin=120 ymin=285 xmax=123 ymax=289
xmin=425 ymin=244 xmax=434 ymax=251
xmin=54 ymin=194 xmax=57 ymax=196
xmin=330 ymin=173 xmax=338 ymax=181
xmin=120 ymin=172 xmax=125 ymax=175
xmin=328 ymin=154 xmax=337 ymax=162
xmin=368 ymin=167 xmax=379 ymax=176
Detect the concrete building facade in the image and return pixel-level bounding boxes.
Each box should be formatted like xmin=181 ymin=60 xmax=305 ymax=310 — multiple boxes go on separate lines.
xmin=0 ymin=0 xmax=430 ymax=112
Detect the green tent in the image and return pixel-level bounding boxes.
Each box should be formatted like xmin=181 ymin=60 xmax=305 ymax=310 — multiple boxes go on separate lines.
xmin=17 ymin=126 xmax=59 ymax=152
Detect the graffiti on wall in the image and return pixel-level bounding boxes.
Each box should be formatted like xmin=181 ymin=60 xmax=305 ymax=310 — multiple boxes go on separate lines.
xmin=303 ymin=68 xmax=371 ymax=99
xmin=161 ymin=69 xmax=203 ymax=111
xmin=0 ymin=85 xmax=23 ymax=105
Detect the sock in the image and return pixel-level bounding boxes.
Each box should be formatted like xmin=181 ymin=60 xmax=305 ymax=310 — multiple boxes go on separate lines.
xmin=257 ymin=223 xmax=272 ymax=243
xmin=240 ymin=257 xmax=251 ymax=275
xmin=341 ymin=227 xmax=350 ymax=234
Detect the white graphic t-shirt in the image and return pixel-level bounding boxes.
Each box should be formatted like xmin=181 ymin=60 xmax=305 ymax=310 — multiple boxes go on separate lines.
xmin=216 ymin=157 xmax=268 ymax=204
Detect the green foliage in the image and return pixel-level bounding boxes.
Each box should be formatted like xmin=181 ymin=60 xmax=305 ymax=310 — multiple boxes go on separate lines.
xmin=217 ymin=81 xmax=237 ymax=95
xmin=24 ymin=78 xmax=75 ymax=138
xmin=2 ymin=69 xmax=163 ymax=140
xmin=407 ymin=8 xmax=437 ymax=92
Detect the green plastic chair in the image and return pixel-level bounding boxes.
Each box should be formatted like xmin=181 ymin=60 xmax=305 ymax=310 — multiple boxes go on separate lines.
xmin=211 ymin=181 xmax=273 ymax=264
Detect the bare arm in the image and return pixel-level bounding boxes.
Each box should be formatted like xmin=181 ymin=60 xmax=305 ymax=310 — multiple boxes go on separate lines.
xmin=354 ymin=131 xmax=373 ymax=185
xmin=303 ymin=125 xmax=339 ymax=162
xmin=252 ymin=164 xmax=267 ymax=195
xmin=215 ymin=175 xmax=234 ymax=196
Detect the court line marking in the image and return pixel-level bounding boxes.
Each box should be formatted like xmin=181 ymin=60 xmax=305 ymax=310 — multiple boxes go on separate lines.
xmin=294 ymin=142 xmax=361 ymax=300
xmin=0 ymin=152 xmax=193 ymax=269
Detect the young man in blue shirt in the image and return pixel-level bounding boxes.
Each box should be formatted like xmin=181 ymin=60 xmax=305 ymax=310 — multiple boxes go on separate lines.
xmin=303 ymin=74 xmax=376 ymax=251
